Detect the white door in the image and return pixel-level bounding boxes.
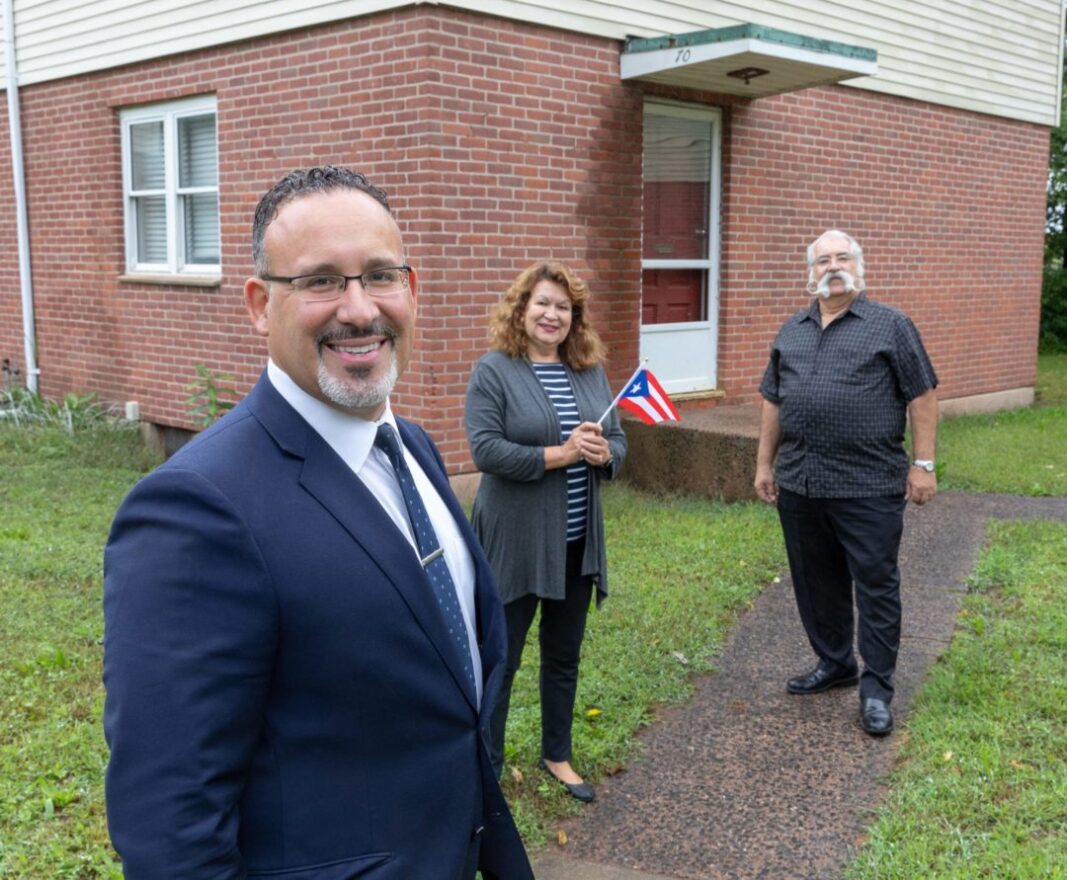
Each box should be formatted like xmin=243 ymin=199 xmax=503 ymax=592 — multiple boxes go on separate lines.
xmin=640 ymin=102 xmax=721 ymax=394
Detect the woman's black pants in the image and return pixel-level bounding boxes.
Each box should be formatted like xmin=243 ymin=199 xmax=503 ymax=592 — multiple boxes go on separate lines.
xmin=489 ymin=538 xmax=593 ymax=777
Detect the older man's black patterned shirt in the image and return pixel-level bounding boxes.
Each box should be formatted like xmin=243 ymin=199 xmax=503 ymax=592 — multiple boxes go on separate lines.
xmin=759 ymin=294 xmax=937 ymax=498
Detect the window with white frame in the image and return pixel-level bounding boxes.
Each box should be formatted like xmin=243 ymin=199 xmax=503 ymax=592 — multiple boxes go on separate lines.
xmin=121 ymin=96 xmax=219 ymax=276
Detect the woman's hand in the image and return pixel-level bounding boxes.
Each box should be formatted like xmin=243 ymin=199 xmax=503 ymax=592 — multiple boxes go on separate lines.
xmin=575 ymin=422 xmax=611 ymax=467
xmin=546 ymin=422 xmax=611 ymax=470
xmin=558 ymin=426 xmax=587 ymax=466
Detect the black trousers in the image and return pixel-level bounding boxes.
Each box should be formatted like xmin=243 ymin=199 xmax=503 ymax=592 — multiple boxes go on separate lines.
xmin=489 ymin=538 xmax=594 ymax=776
xmin=777 ymin=489 xmax=906 ymax=703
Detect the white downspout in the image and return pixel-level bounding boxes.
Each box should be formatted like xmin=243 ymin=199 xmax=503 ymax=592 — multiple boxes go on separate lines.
xmin=2 ymin=0 xmax=38 ymax=394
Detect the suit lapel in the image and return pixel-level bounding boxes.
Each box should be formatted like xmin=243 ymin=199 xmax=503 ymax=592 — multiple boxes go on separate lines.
xmin=246 ymin=376 xmax=479 ymax=712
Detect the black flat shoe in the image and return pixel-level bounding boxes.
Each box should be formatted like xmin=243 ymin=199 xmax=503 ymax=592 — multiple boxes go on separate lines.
xmin=787 ymin=662 xmax=859 ymax=695
xmin=861 ymin=698 xmax=893 ymax=736
xmin=539 ymin=758 xmax=595 ymax=803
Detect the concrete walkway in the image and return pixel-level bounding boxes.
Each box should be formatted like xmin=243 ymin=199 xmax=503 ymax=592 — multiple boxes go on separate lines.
xmin=533 ymin=492 xmax=1067 ymax=880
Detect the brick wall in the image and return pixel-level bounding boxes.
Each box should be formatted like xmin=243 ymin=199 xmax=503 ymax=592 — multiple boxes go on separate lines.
xmin=0 ymin=6 xmax=1050 ymax=471
xmin=718 ymin=86 xmax=1049 ymax=403
xmin=0 ymin=7 xmax=642 ymax=470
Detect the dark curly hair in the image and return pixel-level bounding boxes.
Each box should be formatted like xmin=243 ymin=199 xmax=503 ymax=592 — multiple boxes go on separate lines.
xmin=489 ymin=262 xmax=606 ymax=369
xmin=251 ymin=166 xmax=391 ymax=273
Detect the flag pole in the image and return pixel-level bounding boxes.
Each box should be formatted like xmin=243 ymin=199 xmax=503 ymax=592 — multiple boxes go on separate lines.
xmin=597 ymin=359 xmax=648 ymax=425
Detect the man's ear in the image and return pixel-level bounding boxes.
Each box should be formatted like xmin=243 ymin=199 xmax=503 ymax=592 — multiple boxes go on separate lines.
xmin=244 ymin=276 xmax=271 ymax=337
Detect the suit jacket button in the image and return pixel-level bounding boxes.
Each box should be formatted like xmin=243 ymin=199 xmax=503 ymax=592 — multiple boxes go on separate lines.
xmin=471 ymin=825 xmax=485 ymax=840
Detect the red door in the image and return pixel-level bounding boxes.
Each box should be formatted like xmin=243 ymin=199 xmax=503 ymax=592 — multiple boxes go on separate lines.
xmin=642 ymin=126 xmax=711 ymax=325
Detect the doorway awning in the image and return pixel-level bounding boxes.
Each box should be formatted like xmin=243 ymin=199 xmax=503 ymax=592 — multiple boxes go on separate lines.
xmin=621 ymin=24 xmax=877 ymax=98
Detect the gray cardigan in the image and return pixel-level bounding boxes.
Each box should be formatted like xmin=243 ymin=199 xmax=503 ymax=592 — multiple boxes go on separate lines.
xmin=464 ymin=350 xmax=627 ymax=605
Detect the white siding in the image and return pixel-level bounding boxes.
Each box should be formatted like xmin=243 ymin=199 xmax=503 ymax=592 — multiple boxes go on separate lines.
xmin=0 ymin=14 xmax=7 ymax=80
xmin=0 ymin=0 xmax=1062 ymax=126
xmin=2 ymin=0 xmax=402 ymax=87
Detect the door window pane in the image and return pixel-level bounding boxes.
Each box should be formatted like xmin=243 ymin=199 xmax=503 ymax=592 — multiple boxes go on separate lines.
xmin=642 ymin=114 xmax=712 ymax=261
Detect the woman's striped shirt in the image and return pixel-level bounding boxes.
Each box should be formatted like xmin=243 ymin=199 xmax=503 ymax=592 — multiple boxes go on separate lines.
xmin=531 ymin=362 xmax=588 ymax=542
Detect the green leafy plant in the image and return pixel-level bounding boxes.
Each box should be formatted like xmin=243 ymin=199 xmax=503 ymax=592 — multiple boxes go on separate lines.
xmin=184 ymin=364 xmax=240 ymax=427
xmin=0 ymin=388 xmax=109 ymax=434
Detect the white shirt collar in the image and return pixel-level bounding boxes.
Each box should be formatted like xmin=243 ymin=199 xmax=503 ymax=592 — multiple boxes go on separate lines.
xmin=266 ymin=359 xmax=395 ymax=473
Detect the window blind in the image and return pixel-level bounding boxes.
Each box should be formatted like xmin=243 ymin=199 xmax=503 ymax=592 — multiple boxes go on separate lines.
xmin=178 ymin=114 xmax=219 ymax=264
xmin=131 ymin=121 xmax=164 ymax=190
xmin=136 ymin=196 xmax=168 ymax=264
xmin=178 ymin=115 xmax=217 ymax=187
xmin=184 ymin=193 xmax=220 ymax=264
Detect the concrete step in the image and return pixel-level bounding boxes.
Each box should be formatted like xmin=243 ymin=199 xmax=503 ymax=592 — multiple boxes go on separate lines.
xmin=621 ymin=404 xmax=761 ymax=502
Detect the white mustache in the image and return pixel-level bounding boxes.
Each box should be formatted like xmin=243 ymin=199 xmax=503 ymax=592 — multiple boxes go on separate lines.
xmin=813 ymin=270 xmax=856 ymax=298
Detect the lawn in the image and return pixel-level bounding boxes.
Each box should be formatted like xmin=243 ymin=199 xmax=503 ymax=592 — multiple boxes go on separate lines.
xmin=934 ymin=351 xmax=1067 ymax=496
xmin=1035 ymin=350 xmax=1067 ymax=404
xmin=0 ymin=419 xmax=786 ymax=875
xmin=1 ymin=354 xmax=1065 ymax=875
xmin=844 ymin=351 xmax=1067 ymax=877
xmin=0 ymin=425 xmax=157 ymax=879
xmin=845 ymin=520 xmax=1067 ymax=878
xmin=502 ymin=485 xmax=785 ymax=840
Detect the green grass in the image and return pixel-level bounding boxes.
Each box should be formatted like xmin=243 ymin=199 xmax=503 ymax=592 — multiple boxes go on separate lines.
xmin=845 ymin=520 xmax=1067 ymax=879
xmin=0 ymin=425 xmax=158 ymax=879
xmin=1036 ymin=351 xmax=1067 ymax=405
xmin=0 ymin=420 xmax=786 ymax=873
xmin=935 ymin=352 xmax=1067 ymax=497
xmin=501 ymin=484 xmax=785 ymax=843
xmin=2 ymin=354 xmax=1066 ymax=874
xmin=936 ymin=407 xmax=1067 ymax=496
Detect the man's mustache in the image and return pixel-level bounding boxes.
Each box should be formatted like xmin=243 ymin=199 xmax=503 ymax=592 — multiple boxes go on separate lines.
xmin=317 ymin=322 xmax=398 ymax=346
xmin=814 ymin=270 xmax=856 ymax=298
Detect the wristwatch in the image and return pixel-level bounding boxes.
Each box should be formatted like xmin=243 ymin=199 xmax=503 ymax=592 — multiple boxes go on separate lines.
xmin=912 ymin=460 xmax=935 ymax=472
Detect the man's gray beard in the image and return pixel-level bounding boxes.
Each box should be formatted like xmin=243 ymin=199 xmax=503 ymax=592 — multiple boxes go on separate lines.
xmin=317 ymin=351 xmax=399 ymax=411
xmin=815 ymin=270 xmax=856 ymax=298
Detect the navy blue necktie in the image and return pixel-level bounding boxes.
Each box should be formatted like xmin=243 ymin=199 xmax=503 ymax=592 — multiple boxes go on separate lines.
xmin=374 ymin=423 xmax=476 ymax=694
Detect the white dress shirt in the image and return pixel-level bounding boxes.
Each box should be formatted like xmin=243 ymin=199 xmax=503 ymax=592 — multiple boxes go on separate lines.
xmin=267 ymin=361 xmax=483 ymax=705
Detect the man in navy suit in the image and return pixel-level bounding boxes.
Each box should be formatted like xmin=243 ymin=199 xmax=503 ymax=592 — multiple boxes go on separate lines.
xmin=103 ymin=166 xmax=533 ymax=880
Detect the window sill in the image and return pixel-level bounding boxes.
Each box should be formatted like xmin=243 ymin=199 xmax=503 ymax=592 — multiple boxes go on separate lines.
xmin=118 ymin=273 xmax=222 ymax=288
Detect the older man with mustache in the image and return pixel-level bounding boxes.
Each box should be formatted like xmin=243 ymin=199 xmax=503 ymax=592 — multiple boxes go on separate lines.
xmin=754 ymin=230 xmax=939 ymax=737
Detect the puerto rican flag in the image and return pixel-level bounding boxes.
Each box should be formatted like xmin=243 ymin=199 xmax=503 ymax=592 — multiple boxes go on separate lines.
xmin=618 ymin=367 xmax=680 ymax=425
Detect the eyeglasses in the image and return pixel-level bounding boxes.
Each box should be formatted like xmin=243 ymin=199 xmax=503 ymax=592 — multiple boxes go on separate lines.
xmin=261 ymin=266 xmax=412 ymax=300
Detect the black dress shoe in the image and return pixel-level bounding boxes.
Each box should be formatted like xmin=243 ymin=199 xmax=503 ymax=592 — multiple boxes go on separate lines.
xmin=539 ymin=758 xmax=595 ymax=803
xmin=861 ymin=698 xmax=894 ymax=736
xmin=786 ymin=662 xmax=859 ymax=695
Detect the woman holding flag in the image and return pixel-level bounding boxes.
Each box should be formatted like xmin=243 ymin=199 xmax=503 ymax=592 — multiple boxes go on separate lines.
xmin=465 ymin=261 xmax=627 ymax=803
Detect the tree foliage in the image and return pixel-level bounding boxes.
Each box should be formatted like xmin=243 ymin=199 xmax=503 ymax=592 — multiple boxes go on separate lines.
xmin=1044 ymin=54 xmax=1067 ymax=351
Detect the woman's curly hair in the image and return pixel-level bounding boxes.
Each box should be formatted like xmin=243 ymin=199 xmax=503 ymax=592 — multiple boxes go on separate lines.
xmin=488 ymin=262 xmax=606 ymax=369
